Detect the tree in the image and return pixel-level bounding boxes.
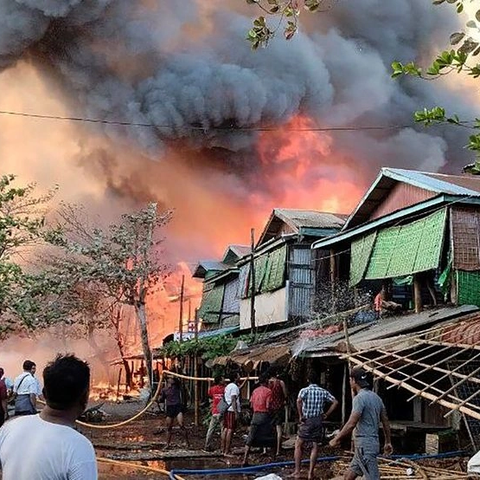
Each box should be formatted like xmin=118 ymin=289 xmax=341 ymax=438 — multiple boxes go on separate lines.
xmin=0 ymin=174 xmax=57 ymax=337
xmin=391 ymin=0 xmax=480 ymax=172
xmin=245 ymin=0 xmax=335 ymax=49
xmin=47 ymin=203 xmax=173 ymax=391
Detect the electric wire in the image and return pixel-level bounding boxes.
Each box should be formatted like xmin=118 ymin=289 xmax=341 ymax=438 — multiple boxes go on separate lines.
xmin=0 ymin=108 xmax=414 ymax=132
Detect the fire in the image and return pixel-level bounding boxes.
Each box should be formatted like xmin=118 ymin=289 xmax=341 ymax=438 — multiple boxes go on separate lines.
xmin=256 ymin=115 xmax=363 ymax=214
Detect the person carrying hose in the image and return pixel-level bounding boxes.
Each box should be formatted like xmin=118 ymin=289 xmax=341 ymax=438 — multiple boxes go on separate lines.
xmin=160 ymin=377 xmax=190 ymax=448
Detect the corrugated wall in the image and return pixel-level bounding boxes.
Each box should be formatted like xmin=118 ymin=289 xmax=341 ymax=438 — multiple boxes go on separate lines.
xmin=288 ymin=245 xmax=314 ymax=320
xmin=221 ymin=277 xmax=240 ymax=327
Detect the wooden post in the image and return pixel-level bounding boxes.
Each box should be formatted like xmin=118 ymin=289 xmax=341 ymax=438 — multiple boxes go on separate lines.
xmin=179 ymin=275 xmax=185 ymax=342
xmin=116 ymin=368 xmax=122 ymax=402
xmin=413 ymin=273 xmax=423 ymax=313
xmin=194 ymin=308 xmax=199 ymax=427
xmin=330 ymin=249 xmax=337 ymax=313
xmin=250 ymin=228 xmax=256 ymax=334
xmin=341 ymin=363 xmax=347 ymax=424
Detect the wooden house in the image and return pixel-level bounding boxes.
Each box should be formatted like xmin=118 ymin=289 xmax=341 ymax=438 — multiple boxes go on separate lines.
xmin=193 ymin=245 xmax=250 ymax=332
xmin=238 ymin=209 xmax=346 ymax=330
xmin=312 ymin=168 xmax=480 ymax=312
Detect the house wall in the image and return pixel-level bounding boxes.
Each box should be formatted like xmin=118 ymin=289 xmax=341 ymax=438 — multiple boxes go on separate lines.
xmin=289 ymin=245 xmax=314 ymax=320
xmin=221 ymin=277 xmax=240 ymax=327
xmin=240 ymin=287 xmax=287 ymax=329
xmin=369 ymin=183 xmax=435 ymax=222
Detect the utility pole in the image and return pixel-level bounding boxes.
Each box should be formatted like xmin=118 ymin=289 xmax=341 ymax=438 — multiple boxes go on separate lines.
xmin=250 ymin=228 xmax=256 ymax=335
xmin=179 ymin=275 xmax=185 ymax=342
xmin=194 ymin=308 xmax=199 ymax=426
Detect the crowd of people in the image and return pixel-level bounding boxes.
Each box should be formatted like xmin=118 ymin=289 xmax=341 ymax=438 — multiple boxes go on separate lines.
xmin=0 ymin=357 xmax=392 ymax=480
xmin=182 ymin=366 xmax=392 ymax=480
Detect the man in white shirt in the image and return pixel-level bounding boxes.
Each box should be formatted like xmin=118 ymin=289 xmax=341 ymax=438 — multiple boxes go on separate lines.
xmin=221 ymin=372 xmax=242 ymax=456
xmin=13 ymin=360 xmax=38 ymax=416
xmin=0 ymin=354 xmax=98 ymax=480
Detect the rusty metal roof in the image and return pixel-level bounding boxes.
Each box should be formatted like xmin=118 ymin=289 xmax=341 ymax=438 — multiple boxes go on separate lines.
xmin=301 ymin=305 xmax=479 ymax=357
xmin=213 ymin=343 xmax=291 ymax=369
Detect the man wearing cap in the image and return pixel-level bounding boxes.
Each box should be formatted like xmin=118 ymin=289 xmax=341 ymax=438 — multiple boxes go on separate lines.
xmin=329 ymin=367 xmax=392 ymax=480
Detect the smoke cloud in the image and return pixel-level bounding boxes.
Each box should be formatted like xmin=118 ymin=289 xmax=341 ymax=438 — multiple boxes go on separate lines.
xmin=0 ymin=0 xmax=471 ymax=179
xmin=0 ymin=0 xmax=475 ymax=360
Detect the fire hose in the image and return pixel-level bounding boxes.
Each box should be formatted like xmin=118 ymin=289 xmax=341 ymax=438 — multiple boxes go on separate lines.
xmin=75 ymin=371 xmax=254 ymax=429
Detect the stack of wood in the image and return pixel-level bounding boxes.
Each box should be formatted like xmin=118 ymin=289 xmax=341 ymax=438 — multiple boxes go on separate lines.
xmin=329 ymin=456 xmax=471 ymax=479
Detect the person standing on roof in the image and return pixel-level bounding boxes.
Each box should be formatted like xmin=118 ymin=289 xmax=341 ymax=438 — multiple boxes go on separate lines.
xmin=329 ymin=367 xmax=392 ymax=480
xmin=204 ymin=375 xmax=225 ymax=451
xmin=293 ymin=371 xmax=339 ymax=480
xmin=13 ymin=360 xmax=38 ymax=416
xmin=269 ymin=367 xmax=287 ymax=457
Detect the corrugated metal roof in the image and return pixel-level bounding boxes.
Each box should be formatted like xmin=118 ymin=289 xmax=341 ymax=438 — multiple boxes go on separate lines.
xmin=222 ymin=244 xmax=251 ymax=264
xmin=275 ymin=209 xmax=347 ymax=229
xmin=229 ymin=245 xmax=252 ymax=258
xmin=257 ymin=209 xmax=346 ymax=246
xmin=192 ymin=261 xmax=229 ymax=278
xmin=302 ymin=305 xmax=479 ymax=357
xmin=344 ymin=168 xmax=480 ymax=230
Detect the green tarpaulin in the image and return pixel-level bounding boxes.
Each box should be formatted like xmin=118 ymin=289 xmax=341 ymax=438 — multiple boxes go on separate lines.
xmin=262 ymin=245 xmax=287 ymax=293
xmin=246 ymin=254 xmax=269 ymax=296
xmin=365 ymin=208 xmax=447 ymax=280
xmin=198 ymin=284 xmax=225 ymax=323
xmin=457 ymin=270 xmax=480 ymax=307
xmin=243 ymin=245 xmax=287 ymax=297
xmin=350 ymin=232 xmax=377 ymax=286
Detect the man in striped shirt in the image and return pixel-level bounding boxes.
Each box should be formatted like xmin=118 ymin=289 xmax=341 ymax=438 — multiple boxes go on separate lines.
xmin=293 ymin=372 xmax=338 ymax=480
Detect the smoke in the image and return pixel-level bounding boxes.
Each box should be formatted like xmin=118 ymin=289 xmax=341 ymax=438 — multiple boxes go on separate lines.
xmin=0 ymin=0 xmax=475 ymax=360
xmin=0 ymin=0 xmax=470 ymax=176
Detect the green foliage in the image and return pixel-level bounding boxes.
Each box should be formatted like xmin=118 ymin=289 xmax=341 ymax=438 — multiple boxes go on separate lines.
xmin=0 ymin=174 xmax=57 ymax=337
xmin=392 ymin=0 xmax=480 ymax=172
xmin=47 ymin=203 xmax=173 ymax=308
xmin=157 ymin=334 xmax=255 ymax=361
xmin=245 ymin=0 xmax=333 ymax=49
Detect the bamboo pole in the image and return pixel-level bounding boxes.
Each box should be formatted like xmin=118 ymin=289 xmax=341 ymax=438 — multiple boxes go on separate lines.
xmin=413 ymin=274 xmax=423 ymax=313
xmin=179 ymin=275 xmax=185 ymax=343
xmin=250 ymin=228 xmax=256 ymax=334
xmin=408 ymin=350 xmax=480 ymax=401
xmin=378 ymin=348 xmax=480 ymax=390
xmin=347 ymin=355 xmax=480 ymax=420
xmin=352 ymin=351 xmax=480 ymax=411
xmin=194 ymin=308 xmax=199 ymax=427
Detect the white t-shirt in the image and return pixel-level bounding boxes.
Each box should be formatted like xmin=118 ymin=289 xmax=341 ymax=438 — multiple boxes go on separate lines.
xmin=0 ymin=414 xmax=98 ymax=480
xmin=13 ymin=373 xmax=37 ymax=395
xmin=224 ymin=382 xmax=241 ymax=413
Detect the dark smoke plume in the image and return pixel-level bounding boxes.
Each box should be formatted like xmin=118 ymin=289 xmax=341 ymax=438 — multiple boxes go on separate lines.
xmin=0 ymin=0 xmax=472 ymax=190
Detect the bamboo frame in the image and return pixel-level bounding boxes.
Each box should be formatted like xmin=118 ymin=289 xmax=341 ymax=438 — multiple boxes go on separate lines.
xmin=347 ymin=356 xmax=480 ymax=420
xmin=408 ymin=350 xmax=480 ymax=401
xmin=349 ymin=352 xmax=478 ymax=411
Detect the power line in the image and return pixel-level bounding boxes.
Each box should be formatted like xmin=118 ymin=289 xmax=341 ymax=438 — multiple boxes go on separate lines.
xmin=0 ymin=109 xmax=413 ymax=132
